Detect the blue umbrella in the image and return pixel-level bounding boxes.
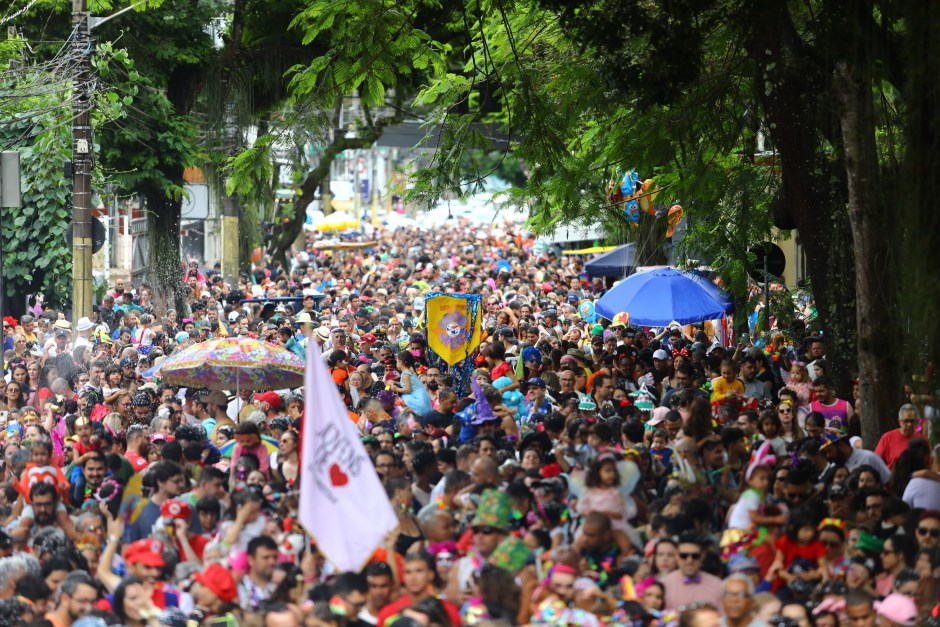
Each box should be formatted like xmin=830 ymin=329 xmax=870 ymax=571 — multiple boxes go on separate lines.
xmin=595 ymin=267 xmax=732 ymax=326
xmin=495 ymin=259 xmax=513 ymax=274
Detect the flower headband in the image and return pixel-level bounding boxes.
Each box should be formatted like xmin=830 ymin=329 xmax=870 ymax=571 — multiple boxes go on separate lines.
xmin=94 ymin=478 xmax=122 ymax=504
xmin=818 ymin=517 xmax=846 ymax=531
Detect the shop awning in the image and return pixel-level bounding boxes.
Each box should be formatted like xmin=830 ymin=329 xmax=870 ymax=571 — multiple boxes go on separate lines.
xmin=585 ymin=243 xmax=636 ymax=278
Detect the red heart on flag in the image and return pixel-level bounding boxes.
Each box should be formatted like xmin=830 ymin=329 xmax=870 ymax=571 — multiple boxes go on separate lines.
xmin=329 ymin=464 xmax=349 ymax=487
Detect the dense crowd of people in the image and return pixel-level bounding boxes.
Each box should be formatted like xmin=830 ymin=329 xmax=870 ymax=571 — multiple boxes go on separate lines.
xmin=0 ymin=220 xmax=937 ymax=627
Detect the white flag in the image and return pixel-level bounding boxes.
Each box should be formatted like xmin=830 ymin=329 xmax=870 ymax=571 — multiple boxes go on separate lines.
xmin=299 ymin=341 xmax=397 ymax=572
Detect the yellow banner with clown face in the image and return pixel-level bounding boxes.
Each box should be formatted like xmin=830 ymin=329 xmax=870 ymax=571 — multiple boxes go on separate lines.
xmin=425 ymin=293 xmax=482 ymax=365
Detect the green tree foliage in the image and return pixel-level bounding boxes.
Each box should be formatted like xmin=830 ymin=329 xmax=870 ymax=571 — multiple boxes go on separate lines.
xmin=225 ymin=0 xmax=450 ymax=266
xmin=0 ymin=38 xmax=129 ymax=310
xmin=0 ymin=117 xmax=73 ymax=309
xmin=269 ymin=0 xmax=939 ymax=440
xmin=92 ymin=0 xmax=224 ymax=309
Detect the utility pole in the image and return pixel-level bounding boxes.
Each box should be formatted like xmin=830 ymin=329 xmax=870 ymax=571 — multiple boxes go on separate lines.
xmin=0 ymin=151 xmax=22 ymax=333
xmin=369 ymin=147 xmax=379 ymax=226
xmin=221 ymin=196 xmax=239 ymax=286
xmin=71 ymin=0 xmax=94 ymax=320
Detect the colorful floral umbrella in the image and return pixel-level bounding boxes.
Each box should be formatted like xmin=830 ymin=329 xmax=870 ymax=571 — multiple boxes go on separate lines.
xmin=158 ymin=337 xmax=305 ymax=391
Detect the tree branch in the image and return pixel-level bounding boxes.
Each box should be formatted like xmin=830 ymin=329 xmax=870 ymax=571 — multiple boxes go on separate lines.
xmin=268 ymin=106 xmax=404 ymax=266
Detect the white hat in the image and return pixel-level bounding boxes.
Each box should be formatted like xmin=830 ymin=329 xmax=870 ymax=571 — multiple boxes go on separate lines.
xmin=315 ymin=327 xmax=331 ymax=341
xmin=244 ymin=410 xmax=267 ymax=427
xmin=652 ymin=349 xmax=669 ymax=360
xmin=412 ymin=296 xmax=425 ymax=311
xmin=648 ymin=406 xmax=670 ymax=426
xmin=228 ymin=311 xmax=240 ymax=323
xmin=76 ymin=317 xmax=95 ymax=332
xmin=53 ymin=319 xmax=72 ymax=331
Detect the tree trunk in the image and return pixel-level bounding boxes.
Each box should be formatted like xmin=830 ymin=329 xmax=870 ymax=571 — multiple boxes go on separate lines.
xmin=834 ymin=44 xmax=902 ymax=444
xmin=899 ymin=1 xmax=940 ymax=391
xmin=743 ymin=1 xmax=858 ymax=398
xmin=146 ymin=189 xmax=184 ymax=315
xmin=269 ymin=108 xmax=404 ymax=266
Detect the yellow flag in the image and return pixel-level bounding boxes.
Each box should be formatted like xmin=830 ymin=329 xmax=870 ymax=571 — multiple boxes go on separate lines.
xmin=425 ymin=294 xmax=482 ymax=365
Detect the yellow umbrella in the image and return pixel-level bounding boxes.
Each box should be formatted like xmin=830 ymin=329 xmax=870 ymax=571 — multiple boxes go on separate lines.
xmin=562 ymin=246 xmax=618 ymax=255
xmin=313 ymin=213 xmax=360 ymax=232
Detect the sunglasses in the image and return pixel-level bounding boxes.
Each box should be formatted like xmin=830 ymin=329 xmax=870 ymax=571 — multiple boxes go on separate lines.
xmin=678 ymin=552 xmax=701 ymax=560
xmin=472 ymin=526 xmax=502 ymax=535
xmin=917 ymin=526 xmax=940 ymax=538
xmin=820 ymin=539 xmax=841 ymax=548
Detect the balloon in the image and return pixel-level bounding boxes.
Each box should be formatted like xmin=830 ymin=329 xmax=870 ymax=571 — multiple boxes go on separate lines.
xmin=639 ymin=179 xmax=656 ymax=215
xmin=666 ymin=204 xmax=684 ymax=238
xmin=624 ymin=199 xmax=640 ymax=223
xmin=578 ymin=300 xmax=597 ymax=323
xmin=612 ymin=312 xmax=631 ymax=327
xmin=620 ymin=169 xmax=640 ymax=196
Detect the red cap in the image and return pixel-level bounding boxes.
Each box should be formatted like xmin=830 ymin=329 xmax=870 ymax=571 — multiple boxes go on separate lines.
xmin=124 ymin=539 xmax=165 ymax=567
xmin=359 ymin=333 xmax=378 ymax=344
xmin=160 ymin=499 xmax=192 ymax=521
xmin=253 ymin=391 xmax=282 ymax=410
xmin=194 ymin=563 xmax=237 ymax=604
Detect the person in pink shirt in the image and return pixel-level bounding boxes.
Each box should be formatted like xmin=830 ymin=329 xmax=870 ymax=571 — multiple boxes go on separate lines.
xmin=662 ymin=532 xmax=721 ymax=612
xmin=874 ymin=404 xmax=926 ymax=469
